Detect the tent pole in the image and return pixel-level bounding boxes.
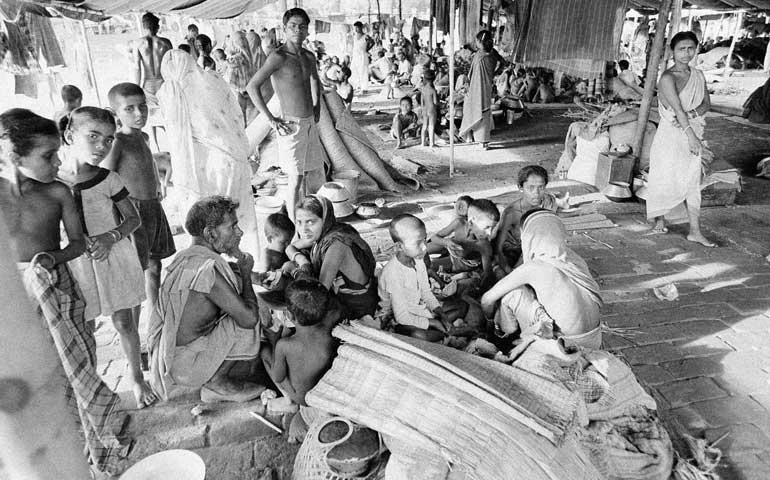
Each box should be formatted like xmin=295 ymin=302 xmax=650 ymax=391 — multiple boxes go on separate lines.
xmin=725 ymin=11 xmax=744 ymax=76
xmin=662 ymin=0 xmax=682 ymax=68
xmin=80 ymin=20 xmax=102 ymax=107
xmin=449 ymin=0 xmax=456 ymax=178
xmin=632 ymin=0 xmax=673 ymax=158
xmin=429 ymin=0 xmax=435 ymax=50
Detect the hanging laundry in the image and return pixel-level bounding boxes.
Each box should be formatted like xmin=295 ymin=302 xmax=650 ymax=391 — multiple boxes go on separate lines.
xmin=435 ymin=0 xmax=450 ymax=33
xmin=511 ymin=0 xmax=626 ymax=80
xmin=15 ymin=73 xmax=37 ymax=97
xmin=24 ymin=13 xmax=65 ymax=69
xmin=410 ymin=17 xmax=429 ymax=39
xmin=459 ymin=0 xmax=483 ymax=46
xmin=1 ymin=20 xmax=40 ymax=74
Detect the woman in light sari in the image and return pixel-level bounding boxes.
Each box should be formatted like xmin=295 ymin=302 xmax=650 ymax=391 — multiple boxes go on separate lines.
xmin=646 ymin=31 xmax=715 ymax=247
xmin=157 ymin=49 xmax=259 ymax=255
xmin=480 ymin=209 xmax=603 ymax=348
xmin=459 ymin=30 xmax=499 ymax=150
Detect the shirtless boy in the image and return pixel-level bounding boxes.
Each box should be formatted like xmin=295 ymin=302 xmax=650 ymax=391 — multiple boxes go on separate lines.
xmin=260 ymin=279 xmax=339 ymax=406
xmin=427 ymin=195 xmax=473 ymax=256
xmin=130 ymin=13 xmax=172 ymax=151
xmin=420 ymin=69 xmax=438 ymax=147
xmin=105 ymin=83 xmax=176 ymax=324
xmin=246 ymin=8 xmax=325 ymax=221
xmin=54 ymin=84 xmax=82 ymax=131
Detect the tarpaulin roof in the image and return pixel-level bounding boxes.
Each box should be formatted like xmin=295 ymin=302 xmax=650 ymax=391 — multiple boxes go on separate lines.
xmin=629 ymin=0 xmax=770 ymax=11
xmin=28 ymin=0 xmax=279 ymax=19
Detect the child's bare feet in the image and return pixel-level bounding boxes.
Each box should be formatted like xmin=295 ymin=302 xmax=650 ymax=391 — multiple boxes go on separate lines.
xmin=687 ymin=233 xmax=716 ymax=247
xmin=651 ymin=219 xmax=668 ymax=234
xmin=132 ymin=379 xmax=157 ymax=409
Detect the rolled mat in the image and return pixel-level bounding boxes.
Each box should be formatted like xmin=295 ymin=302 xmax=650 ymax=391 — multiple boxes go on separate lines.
xmin=323 ymin=91 xmax=409 ymax=192
xmin=317 ymin=98 xmax=377 ymax=189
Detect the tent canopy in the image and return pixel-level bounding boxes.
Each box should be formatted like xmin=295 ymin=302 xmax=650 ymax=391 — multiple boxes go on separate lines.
xmin=24 ymin=0 xmax=278 ymax=19
xmin=629 ymin=0 xmax=770 ymax=11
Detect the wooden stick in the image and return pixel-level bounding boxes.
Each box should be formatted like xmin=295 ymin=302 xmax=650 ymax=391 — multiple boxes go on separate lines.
xmin=80 ymin=20 xmax=102 ymax=107
xmin=449 ymin=0 xmax=456 ymax=178
xmin=249 ymin=411 xmax=283 ymax=434
xmin=631 ymin=0 xmax=673 ymax=159
xmin=724 ymin=11 xmax=744 ymax=77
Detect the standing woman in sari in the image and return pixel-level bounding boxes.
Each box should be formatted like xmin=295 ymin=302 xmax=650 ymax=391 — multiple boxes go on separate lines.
xmin=647 ymin=31 xmax=715 ymax=247
xmin=350 ymin=22 xmax=370 ymax=91
xmin=157 ymin=49 xmax=259 ymax=255
xmin=286 ymin=196 xmax=378 ymax=320
xmin=459 ymin=30 xmax=499 ymax=150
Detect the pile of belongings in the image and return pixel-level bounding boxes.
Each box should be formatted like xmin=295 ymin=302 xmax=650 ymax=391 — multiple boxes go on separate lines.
xmin=295 ymin=322 xmax=675 ymax=480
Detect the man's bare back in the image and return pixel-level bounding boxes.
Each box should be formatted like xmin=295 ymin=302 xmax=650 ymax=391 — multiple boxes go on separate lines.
xmin=103 ymin=131 xmax=158 ymax=200
xmin=132 ymin=35 xmax=172 ymax=90
xmin=0 ymin=180 xmax=75 ymax=262
xmin=277 ymin=327 xmax=338 ymax=405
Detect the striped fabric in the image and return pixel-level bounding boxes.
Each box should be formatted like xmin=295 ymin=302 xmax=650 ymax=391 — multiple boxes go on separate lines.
xmin=21 ymin=263 xmax=129 ymax=475
xmin=511 ymin=0 xmax=626 ymax=80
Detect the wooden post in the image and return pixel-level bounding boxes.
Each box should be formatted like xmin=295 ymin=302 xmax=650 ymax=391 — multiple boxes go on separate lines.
xmin=0 ymin=214 xmax=91 ymax=480
xmin=725 ymin=11 xmax=744 ymax=76
xmin=486 ymin=0 xmax=495 ymax=30
xmin=632 ymin=0 xmax=673 ymax=158
xmin=449 ymin=0 xmax=456 ymax=177
xmin=687 ymin=7 xmax=693 ymax=30
xmin=429 ymin=0 xmax=435 ymax=49
xmin=662 ymin=0 xmax=682 ymax=68
xmin=80 ymin=20 xmax=102 ymax=107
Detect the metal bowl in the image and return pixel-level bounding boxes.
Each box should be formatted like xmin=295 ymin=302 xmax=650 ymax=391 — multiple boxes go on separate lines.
xmin=601 ymin=181 xmax=633 ymax=202
xmin=356 ymin=202 xmax=381 ymax=219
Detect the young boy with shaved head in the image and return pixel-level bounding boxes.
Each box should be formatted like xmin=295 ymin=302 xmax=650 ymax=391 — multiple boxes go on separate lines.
xmin=378 ymin=214 xmax=451 ymax=340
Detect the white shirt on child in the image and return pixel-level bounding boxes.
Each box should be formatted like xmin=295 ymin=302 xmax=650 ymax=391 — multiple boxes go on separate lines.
xmin=378 ymin=256 xmax=441 ymax=329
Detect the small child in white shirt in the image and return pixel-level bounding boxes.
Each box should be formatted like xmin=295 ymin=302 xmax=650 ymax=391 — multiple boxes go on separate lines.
xmin=378 ymin=214 xmax=450 ymax=341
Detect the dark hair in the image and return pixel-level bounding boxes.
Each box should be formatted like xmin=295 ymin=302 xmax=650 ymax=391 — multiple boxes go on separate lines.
xmin=469 ymin=198 xmax=500 ymax=222
xmin=212 ymin=48 xmax=226 ymax=59
xmin=196 ymin=34 xmax=212 ymax=51
xmin=353 ymin=21 xmax=363 ymax=29
xmin=389 ymin=213 xmax=425 ymax=243
xmin=141 ymin=13 xmax=160 ymax=34
xmin=0 ymin=109 xmax=59 ymax=158
xmin=457 ymin=195 xmax=474 ymax=205
xmin=283 ymin=8 xmax=310 ymax=26
xmin=202 ymin=56 xmax=215 ymax=70
xmin=108 ymin=82 xmax=145 ymax=109
xmin=187 ymin=24 xmax=199 ymax=33
xmin=618 ymin=59 xmax=630 ymax=70
xmin=61 ymin=85 xmax=82 ymax=104
xmin=476 ymin=29 xmax=493 ymax=52
xmin=423 ymin=69 xmax=436 ymax=83
xmin=670 ymin=31 xmax=698 ymax=50
xmin=295 ymin=195 xmax=324 ymax=219
xmin=517 ymin=165 xmax=549 ymax=187
xmin=520 ymin=207 xmax=549 ymax=227
xmin=265 ymin=213 xmax=295 ymax=240
xmin=340 ymin=66 xmax=351 ymax=78
xmin=399 ymin=95 xmax=413 ymax=106
xmin=178 ymin=43 xmax=191 ymax=53
xmin=185 ymin=196 xmax=239 ymax=237
xmin=377 ymin=50 xmax=385 ymax=58
xmin=61 ymin=107 xmax=116 ymax=144
xmin=286 ymin=279 xmax=330 ymax=326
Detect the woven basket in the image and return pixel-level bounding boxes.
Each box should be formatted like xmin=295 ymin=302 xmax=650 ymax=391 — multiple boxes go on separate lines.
xmin=293 ymin=416 xmax=387 ymax=480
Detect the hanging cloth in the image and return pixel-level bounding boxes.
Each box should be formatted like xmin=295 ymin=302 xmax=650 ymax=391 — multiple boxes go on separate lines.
xmin=435 ymin=0 xmax=450 ymax=33
xmin=459 ymin=0 xmax=483 ymax=46
xmin=24 ymin=12 xmax=65 ymax=68
xmin=315 ymin=20 xmax=331 ymax=34
xmin=1 ymin=19 xmax=39 ymax=74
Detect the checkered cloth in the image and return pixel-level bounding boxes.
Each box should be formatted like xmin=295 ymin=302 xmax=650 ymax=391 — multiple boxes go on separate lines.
xmin=21 ymin=262 xmax=129 ymax=475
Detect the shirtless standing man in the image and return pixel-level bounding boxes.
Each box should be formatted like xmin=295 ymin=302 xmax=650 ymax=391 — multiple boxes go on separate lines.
xmin=246 ymin=8 xmax=325 ymax=221
xmin=130 ymin=13 xmax=172 ymax=152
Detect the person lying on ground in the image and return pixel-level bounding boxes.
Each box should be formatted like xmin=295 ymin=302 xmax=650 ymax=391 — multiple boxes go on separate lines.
xmin=148 ymin=196 xmax=265 ymax=403
xmin=420 ymin=69 xmax=439 ymax=147
xmin=481 ymin=209 xmax=603 ymax=349
xmin=496 ymin=165 xmax=568 ymax=275
xmin=286 ymin=195 xmax=379 ymax=320
xmin=0 ymin=108 xmax=129 ymax=476
xmin=260 ymin=279 xmax=339 ymax=406
xmin=391 ymin=96 xmax=420 ymax=149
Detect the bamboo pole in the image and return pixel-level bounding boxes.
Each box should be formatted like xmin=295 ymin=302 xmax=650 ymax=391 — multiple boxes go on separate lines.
xmin=0 ymin=213 xmax=91 ymax=480
xmin=632 ymin=0 xmax=673 ymax=158
xmin=429 ymin=0 xmax=435 ymax=50
xmin=662 ymin=0 xmax=682 ymax=68
xmin=449 ymin=0 xmax=456 ymax=178
xmin=725 ymin=11 xmax=744 ymax=76
xmin=80 ymin=20 xmax=102 ymax=107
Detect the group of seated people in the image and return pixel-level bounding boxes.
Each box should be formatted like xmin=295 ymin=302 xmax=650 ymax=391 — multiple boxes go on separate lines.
xmin=147 ymin=164 xmax=601 ymax=414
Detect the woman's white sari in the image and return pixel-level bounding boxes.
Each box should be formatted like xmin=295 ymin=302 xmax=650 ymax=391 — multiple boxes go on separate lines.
xmin=158 ymin=49 xmax=259 ymax=254
xmin=646 ymin=68 xmax=707 ymax=221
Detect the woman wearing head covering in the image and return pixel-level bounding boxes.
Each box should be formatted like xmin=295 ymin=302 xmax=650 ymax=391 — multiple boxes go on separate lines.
xmin=286 ymin=195 xmax=378 ymax=319
xmin=247 ymin=30 xmax=267 ymax=72
xmin=480 ymin=209 xmax=603 ymax=348
xmin=157 ymin=49 xmax=259 ymax=255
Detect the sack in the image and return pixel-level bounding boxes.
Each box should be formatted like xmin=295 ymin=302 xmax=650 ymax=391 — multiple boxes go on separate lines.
xmin=567 ymin=132 xmax=610 ymax=186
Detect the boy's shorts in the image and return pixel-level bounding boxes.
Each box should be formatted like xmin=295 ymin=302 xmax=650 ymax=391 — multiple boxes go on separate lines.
xmin=277 ymin=115 xmax=323 ymax=175
xmin=132 ymin=197 xmax=176 ymax=269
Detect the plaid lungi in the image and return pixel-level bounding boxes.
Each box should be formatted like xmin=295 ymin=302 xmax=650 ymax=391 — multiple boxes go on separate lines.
xmin=21 ymin=262 xmax=129 ymax=475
